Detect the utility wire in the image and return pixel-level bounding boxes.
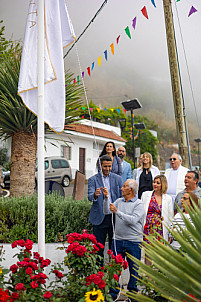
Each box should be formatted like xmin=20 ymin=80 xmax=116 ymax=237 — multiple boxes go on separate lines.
xmin=64 ymin=0 xmax=108 ymax=59
xmin=174 ymin=1 xmax=201 ymax=137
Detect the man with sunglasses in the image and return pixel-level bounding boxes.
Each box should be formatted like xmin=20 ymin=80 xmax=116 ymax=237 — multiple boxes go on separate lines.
xmin=165 ymin=153 xmax=188 ymax=208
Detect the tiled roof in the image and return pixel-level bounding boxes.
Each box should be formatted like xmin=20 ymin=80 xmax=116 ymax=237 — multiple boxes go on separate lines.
xmin=64 ymin=124 xmax=126 ymax=142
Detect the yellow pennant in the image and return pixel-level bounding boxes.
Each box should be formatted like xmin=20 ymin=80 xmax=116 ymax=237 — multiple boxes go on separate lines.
xmin=98 ymin=56 xmax=101 ymax=67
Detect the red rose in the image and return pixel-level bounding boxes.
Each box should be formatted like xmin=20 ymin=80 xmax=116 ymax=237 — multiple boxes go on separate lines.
xmin=25 ymin=239 xmax=33 ymax=250
xmin=44 ymin=291 xmax=52 ymax=299
xmin=113 ymin=274 xmax=119 ymax=281
xmin=40 ymin=259 xmax=51 ymax=268
xmin=10 ymin=264 xmax=18 ymax=273
xmin=123 ymin=260 xmax=129 ymax=269
xmin=98 ymin=280 xmax=105 ymax=289
xmin=11 ymin=292 xmax=19 ymax=300
xmin=56 ymin=271 xmax=64 ymax=279
xmin=11 ymin=241 xmax=18 ymax=249
xmin=107 ymin=249 xmax=113 ymax=255
xmin=29 ymin=262 xmax=38 ymax=270
xmin=18 ymin=240 xmax=25 ymax=247
xmin=15 ymin=283 xmax=25 ymax=291
xmin=33 ymin=252 xmax=40 ymax=259
xmin=115 ymin=254 xmax=124 ymax=264
xmin=26 ymin=267 xmax=33 ymax=275
xmin=97 ymin=242 xmax=104 ymax=249
xmin=31 ymin=281 xmax=38 ymax=289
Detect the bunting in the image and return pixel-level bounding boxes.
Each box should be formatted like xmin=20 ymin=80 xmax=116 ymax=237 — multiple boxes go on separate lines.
xmin=125 ymin=26 xmax=131 ymax=39
xmin=132 ymin=17 xmax=137 ymax=30
xmin=98 ymin=56 xmax=101 ymax=67
xmin=104 ymin=50 xmax=108 ymax=61
xmin=188 ymin=6 xmax=197 ymax=17
xmin=69 ymin=1 xmax=198 ymax=85
xmin=110 ymin=43 xmax=114 ymax=55
xmin=141 ymin=6 xmax=149 ymax=19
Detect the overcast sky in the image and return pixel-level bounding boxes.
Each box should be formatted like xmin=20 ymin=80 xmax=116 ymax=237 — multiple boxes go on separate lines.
xmin=1 ymin=0 xmax=201 ymax=136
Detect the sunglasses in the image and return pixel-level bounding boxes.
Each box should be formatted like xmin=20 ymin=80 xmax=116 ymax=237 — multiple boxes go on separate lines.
xmin=169 ymin=158 xmax=177 ymax=161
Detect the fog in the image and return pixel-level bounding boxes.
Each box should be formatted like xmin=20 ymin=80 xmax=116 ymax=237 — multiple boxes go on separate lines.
xmin=1 ymin=0 xmax=201 ymax=136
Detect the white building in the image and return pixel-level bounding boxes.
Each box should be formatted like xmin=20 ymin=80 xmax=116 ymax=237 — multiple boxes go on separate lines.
xmin=44 ymin=120 xmax=126 ymax=179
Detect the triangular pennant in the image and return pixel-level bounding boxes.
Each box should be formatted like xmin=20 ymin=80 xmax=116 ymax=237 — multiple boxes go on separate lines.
xmin=125 ymin=26 xmax=131 ymax=39
xmin=141 ymin=6 xmax=149 ymax=19
xmin=90 ymin=108 xmax=93 ymax=112
xmin=82 ymin=71 xmax=84 ymax=78
xmin=110 ymin=43 xmax=114 ymax=55
xmin=151 ymin=0 xmax=156 ymax=8
xmin=117 ymin=109 xmax=120 ymax=113
xmin=98 ymin=56 xmax=101 ymax=67
xmin=188 ymin=6 xmax=197 ymax=17
xmin=97 ymin=108 xmax=100 ymax=113
xmin=91 ymin=62 xmax=95 ymax=70
xmin=87 ymin=67 xmax=90 ymax=76
xmin=116 ymin=35 xmax=120 ymax=44
xmin=73 ymin=78 xmax=76 ymax=84
xmin=77 ymin=75 xmax=79 ymax=85
xmin=104 ymin=50 xmax=108 ymax=61
xmin=123 ymin=109 xmax=127 ymax=114
xmin=132 ymin=17 xmax=137 ymax=30
xmin=111 ymin=109 xmax=114 ymax=112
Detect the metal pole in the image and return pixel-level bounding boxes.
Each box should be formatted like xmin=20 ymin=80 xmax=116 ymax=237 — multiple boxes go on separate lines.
xmin=131 ymin=109 xmax=135 ymax=169
xmin=37 ymin=0 xmax=45 ymax=258
xmin=198 ymin=142 xmax=200 ymax=171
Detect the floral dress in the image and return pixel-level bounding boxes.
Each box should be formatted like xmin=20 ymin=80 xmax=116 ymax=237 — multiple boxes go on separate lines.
xmin=144 ymin=193 xmax=163 ymax=242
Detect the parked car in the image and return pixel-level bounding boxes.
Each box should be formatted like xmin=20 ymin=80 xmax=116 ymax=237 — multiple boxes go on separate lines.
xmin=4 ymin=156 xmax=72 ymax=189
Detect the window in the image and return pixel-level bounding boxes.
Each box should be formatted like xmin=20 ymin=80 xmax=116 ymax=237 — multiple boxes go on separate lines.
xmin=60 ymin=159 xmax=69 ymax=168
xmin=61 ymin=145 xmax=71 ymax=160
xmin=44 ymin=161 xmax=49 ymax=170
xmin=51 ymin=160 xmax=60 ymax=169
xmin=93 ymin=142 xmax=104 ymax=158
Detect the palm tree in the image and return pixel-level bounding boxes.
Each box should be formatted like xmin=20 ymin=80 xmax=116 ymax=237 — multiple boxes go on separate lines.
xmin=125 ymin=202 xmax=201 ymax=302
xmin=0 ymin=50 xmax=84 ymax=197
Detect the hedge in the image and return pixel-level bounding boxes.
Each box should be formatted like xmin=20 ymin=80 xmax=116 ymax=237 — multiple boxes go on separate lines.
xmin=0 ymin=193 xmax=93 ymax=243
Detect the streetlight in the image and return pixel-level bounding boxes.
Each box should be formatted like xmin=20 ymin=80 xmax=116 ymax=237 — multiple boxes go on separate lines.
xmin=194 ymin=138 xmax=201 ymax=170
xmin=134 ymin=123 xmax=146 ymax=152
xmin=121 ymin=99 xmax=142 ymax=169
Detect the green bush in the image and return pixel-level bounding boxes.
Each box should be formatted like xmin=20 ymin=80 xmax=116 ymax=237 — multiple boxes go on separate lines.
xmin=0 ymin=193 xmax=92 ymax=243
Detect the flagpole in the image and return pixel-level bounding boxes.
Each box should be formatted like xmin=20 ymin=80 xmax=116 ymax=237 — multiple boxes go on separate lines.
xmin=37 ymin=0 xmax=45 ymax=257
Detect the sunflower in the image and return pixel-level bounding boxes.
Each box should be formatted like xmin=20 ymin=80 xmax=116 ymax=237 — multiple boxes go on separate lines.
xmin=85 ymin=288 xmax=104 ymax=302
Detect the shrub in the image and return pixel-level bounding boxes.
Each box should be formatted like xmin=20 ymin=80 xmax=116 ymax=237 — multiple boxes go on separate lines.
xmin=0 ymin=193 xmax=92 ymax=243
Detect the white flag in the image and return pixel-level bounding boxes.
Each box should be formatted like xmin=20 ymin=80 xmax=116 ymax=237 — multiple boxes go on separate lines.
xmin=18 ymin=0 xmax=75 ymax=133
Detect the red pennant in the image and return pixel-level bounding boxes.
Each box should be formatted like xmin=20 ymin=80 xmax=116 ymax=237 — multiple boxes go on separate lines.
xmin=123 ymin=109 xmax=127 ymax=114
xmin=81 ymin=116 xmax=84 ymax=119
xmin=87 ymin=67 xmax=91 ymax=76
xmin=116 ymin=35 xmax=120 ymax=44
xmin=141 ymin=6 xmax=148 ymax=19
xmin=73 ymin=78 xmax=76 ymax=84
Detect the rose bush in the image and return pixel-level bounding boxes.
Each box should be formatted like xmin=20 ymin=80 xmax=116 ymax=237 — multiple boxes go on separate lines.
xmin=0 ymin=231 xmax=128 ymax=301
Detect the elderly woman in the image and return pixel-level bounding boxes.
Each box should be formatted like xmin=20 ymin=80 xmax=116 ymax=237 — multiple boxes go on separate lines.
xmin=97 ymin=141 xmax=122 ymax=176
xmin=169 ymin=192 xmax=198 ymax=250
xmin=136 ymin=152 xmax=160 ymax=198
xmin=141 ymin=175 xmax=173 ymax=264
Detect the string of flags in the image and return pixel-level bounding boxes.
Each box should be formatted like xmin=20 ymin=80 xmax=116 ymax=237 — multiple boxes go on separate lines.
xmin=80 ymin=107 xmax=127 ymax=114
xmin=68 ymin=0 xmax=199 ymax=85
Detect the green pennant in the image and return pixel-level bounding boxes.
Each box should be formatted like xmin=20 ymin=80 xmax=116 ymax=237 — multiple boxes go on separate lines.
xmin=125 ymin=26 xmax=131 ymax=39
xmin=77 ymin=75 xmax=79 ymax=85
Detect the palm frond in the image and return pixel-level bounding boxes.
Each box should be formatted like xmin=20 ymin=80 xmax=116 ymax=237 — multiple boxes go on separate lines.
xmin=126 ymin=204 xmax=201 ymax=301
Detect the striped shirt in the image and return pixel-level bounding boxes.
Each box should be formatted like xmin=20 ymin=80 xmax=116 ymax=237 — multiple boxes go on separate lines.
xmin=169 ymin=213 xmax=193 ymax=250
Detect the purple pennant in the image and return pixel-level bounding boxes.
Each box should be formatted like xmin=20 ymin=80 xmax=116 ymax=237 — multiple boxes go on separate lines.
xmin=82 ymin=71 xmax=84 ymax=78
xmin=188 ymin=6 xmax=197 ymax=17
xmin=132 ymin=17 xmax=136 ymax=30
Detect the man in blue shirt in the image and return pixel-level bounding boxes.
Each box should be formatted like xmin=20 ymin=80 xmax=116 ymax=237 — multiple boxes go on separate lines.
xmin=88 ymin=155 xmax=123 ymax=259
xmin=117 ymin=146 xmax=132 ymax=183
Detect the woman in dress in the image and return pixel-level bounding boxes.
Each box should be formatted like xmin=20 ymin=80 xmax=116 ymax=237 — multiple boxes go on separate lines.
xmin=97 ymin=141 xmax=122 ymax=176
xmin=141 ymin=174 xmax=173 ymax=265
xmin=136 ymin=152 xmax=160 ymax=199
xmin=169 ymin=192 xmax=198 ymax=250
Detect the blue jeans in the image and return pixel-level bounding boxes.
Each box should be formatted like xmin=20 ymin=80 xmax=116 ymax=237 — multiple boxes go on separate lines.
xmin=110 ymin=240 xmax=141 ymax=298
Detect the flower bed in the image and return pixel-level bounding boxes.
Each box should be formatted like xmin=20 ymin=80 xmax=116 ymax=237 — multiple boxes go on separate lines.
xmin=0 ymin=230 xmax=128 ymax=301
